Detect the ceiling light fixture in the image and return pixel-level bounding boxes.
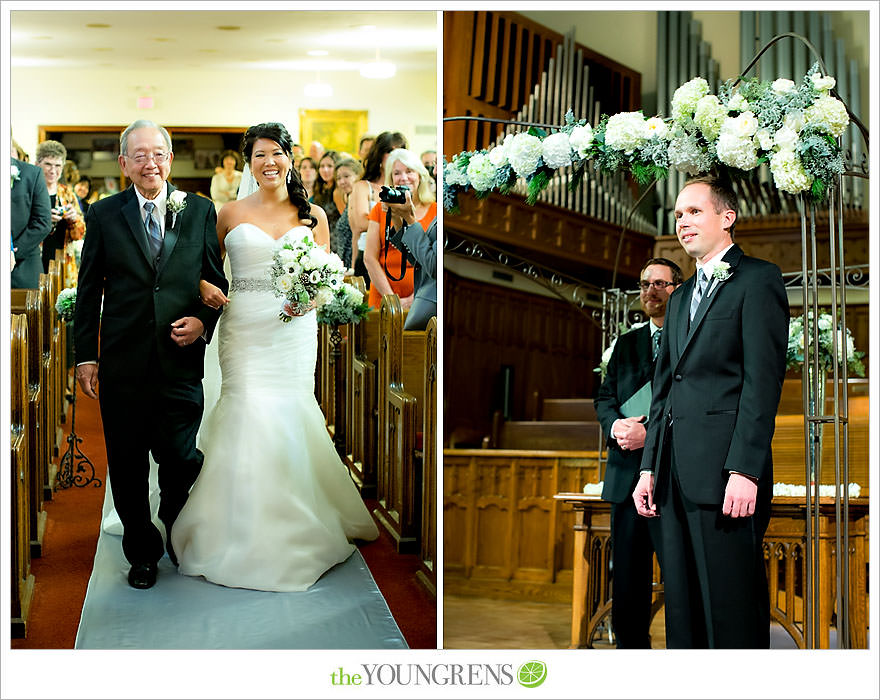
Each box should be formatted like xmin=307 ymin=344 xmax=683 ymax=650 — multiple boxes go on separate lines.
xmin=307 ymin=50 xmax=329 ymax=57
xmin=304 ymin=70 xmax=332 ymax=98
xmin=359 ymin=49 xmax=396 ymax=80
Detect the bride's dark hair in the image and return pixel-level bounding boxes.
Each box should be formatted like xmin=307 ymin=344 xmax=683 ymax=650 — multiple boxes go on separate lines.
xmin=242 ymin=122 xmax=317 ymax=229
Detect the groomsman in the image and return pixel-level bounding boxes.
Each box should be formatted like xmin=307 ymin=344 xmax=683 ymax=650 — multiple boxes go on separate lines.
xmin=75 ymin=120 xmax=227 ymax=589
xmin=595 ymin=257 xmax=681 ymax=648
xmin=633 ymin=175 xmax=789 ymax=648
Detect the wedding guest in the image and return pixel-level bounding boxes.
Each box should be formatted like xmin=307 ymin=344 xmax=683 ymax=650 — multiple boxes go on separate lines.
xmin=63 ymin=159 xmax=81 ymax=187
xmin=298 ymin=157 xmax=318 ymax=200
xmin=633 ymin=176 xmax=789 ymax=648
xmin=312 ymin=151 xmax=344 ymax=235
xmin=349 ymin=131 xmax=407 ymax=284
xmin=74 ymin=175 xmax=99 ymax=215
xmin=309 ymin=140 xmax=325 ymax=162
xmin=12 ymin=138 xmax=30 ymax=162
xmin=292 ymin=142 xmax=305 ymax=168
xmin=330 ymin=157 xmax=363 ymax=270
xmin=358 ymin=135 xmax=375 ymax=162
xmin=11 ymin=152 xmax=52 ymax=288
xmin=595 ymin=257 xmax=681 ymax=648
xmin=36 ymin=140 xmax=85 ymax=287
xmin=210 ymin=149 xmax=243 ymax=213
xmin=420 ymin=150 xmax=437 ymax=197
xmin=364 ymin=148 xmax=435 ymax=310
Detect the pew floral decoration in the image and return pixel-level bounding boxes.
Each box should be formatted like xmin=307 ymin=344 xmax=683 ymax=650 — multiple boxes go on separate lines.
xmin=594 ymin=321 xmax=647 ymax=379
xmin=55 ymin=287 xmax=77 ymax=322
xmin=443 ymin=62 xmax=848 ymax=213
xmin=316 ymin=282 xmax=372 ymax=327
xmin=772 ymin=482 xmax=861 ymax=498
xmin=786 ymin=311 xmax=865 ymax=377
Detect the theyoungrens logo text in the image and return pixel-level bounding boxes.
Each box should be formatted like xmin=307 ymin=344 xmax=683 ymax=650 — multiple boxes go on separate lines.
xmin=330 ymin=661 xmax=546 ymax=688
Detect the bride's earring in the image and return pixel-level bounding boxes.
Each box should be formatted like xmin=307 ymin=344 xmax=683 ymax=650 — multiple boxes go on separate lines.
xmin=286 ymin=169 xmax=292 ymax=184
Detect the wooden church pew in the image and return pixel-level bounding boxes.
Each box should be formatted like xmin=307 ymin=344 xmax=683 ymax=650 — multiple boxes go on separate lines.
xmin=416 ymin=316 xmax=438 ymax=595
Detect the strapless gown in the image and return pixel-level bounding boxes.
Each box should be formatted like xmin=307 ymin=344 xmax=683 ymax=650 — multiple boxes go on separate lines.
xmin=171 ymin=223 xmax=378 ymax=591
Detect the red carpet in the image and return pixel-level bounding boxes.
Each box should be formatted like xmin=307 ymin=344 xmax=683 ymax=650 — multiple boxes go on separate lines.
xmin=12 ymin=379 xmax=435 ymax=649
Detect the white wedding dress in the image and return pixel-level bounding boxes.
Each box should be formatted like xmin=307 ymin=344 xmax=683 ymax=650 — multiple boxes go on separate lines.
xmin=170 ymin=223 xmax=378 ymax=592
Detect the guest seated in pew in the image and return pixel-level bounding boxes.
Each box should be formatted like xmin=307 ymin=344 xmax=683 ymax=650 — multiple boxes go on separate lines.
xmin=363 ymin=148 xmax=436 ymax=312
xmin=384 ymin=188 xmax=437 ymax=330
xmin=594 ymin=257 xmax=681 ymax=648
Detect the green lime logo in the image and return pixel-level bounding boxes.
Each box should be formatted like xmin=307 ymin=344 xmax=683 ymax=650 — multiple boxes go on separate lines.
xmin=517 ymin=660 xmax=547 ymax=688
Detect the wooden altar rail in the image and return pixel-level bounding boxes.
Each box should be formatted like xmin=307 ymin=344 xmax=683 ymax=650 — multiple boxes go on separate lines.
xmin=10 ymin=314 xmax=35 ymax=638
xmin=10 ymin=288 xmax=48 ymax=560
xmin=374 ymin=295 xmax=429 ymax=553
xmin=555 ymin=493 xmax=869 ymax=649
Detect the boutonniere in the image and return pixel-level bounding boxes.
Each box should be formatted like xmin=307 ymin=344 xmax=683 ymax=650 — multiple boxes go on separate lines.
xmin=712 ymin=261 xmax=732 ymax=282
xmin=11 ymin=163 xmax=20 ymax=188
xmin=167 ymin=190 xmax=187 ymax=227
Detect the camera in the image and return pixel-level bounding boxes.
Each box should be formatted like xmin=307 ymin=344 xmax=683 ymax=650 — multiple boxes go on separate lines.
xmin=378 ymin=185 xmax=409 ymax=204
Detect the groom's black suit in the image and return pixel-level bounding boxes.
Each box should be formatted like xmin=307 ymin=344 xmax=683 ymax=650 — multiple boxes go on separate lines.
xmin=640 ymin=244 xmax=788 ymax=647
xmin=595 ymin=323 xmax=661 ymax=648
xmin=75 ymin=183 xmax=227 ymax=566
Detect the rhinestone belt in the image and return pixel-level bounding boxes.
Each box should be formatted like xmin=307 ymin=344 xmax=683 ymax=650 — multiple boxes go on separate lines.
xmin=230 ymin=278 xmax=274 ymax=292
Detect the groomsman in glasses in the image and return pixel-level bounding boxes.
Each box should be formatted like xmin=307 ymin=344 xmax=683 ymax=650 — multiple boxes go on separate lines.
xmin=633 ymin=175 xmax=789 ymax=648
xmin=595 ymin=257 xmax=681 ymax=648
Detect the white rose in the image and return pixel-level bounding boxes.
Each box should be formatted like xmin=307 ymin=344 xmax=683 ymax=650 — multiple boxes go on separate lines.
xmin=568 ymin=124 xmax=594 ymax=158
xmin=755 ymin=128 xmax=774 ymax=151
xmin=488 ymin=144 xmax=509 ymax=168
xmin=541 ymin=131 xmax=572 ymax=169
xmin=723 ymin=111 xmax=758 ymax=138
xmin=772 ymin=78 xmax=796 ymax=94
xmin=315 ymin=287 xmax=334 ymax=307
xmin=773 ymin=126 xmax=799 ymax=151
xmin=811 ymin=73 xmax=836 ymax=92
xmin=783 ymin=110 xmax=805 ymax=133
xmin=168 ymin=190 xmax=187 ymax=210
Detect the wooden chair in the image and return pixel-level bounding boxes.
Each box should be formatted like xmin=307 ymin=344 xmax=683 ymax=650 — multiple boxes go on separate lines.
xmin=10 ymin=314 xmax=35 ymax=638
xmin=374 ymin=294 xmax=427 ymax=553
xmin=10 ymin=290 xmax=47 ymax=558
xmin=416 ymin=316 xmax=437 ymax=595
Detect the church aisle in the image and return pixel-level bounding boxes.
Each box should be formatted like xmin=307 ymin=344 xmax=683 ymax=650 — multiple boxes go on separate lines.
xmin=12 ymin=378 xmax=435 ymax=649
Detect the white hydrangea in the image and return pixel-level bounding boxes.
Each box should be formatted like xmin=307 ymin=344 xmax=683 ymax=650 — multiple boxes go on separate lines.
xmin=671 ymin=77 xmax=710 ymax=120
xmin=804 ymin=95 xmax=850 ymax=137
xmin=604 ymin=111 xmax=648 ymax=153
xmin=465 ymin=152 xmax=497 ymax=192
xmin=541 ymin=131 xmax=573 ymax=169
xmin=506 ymin=132 xmax=544 ymax=179
xmin=772 ymin=78 xmax=796 ymax=94
xmin=773 ymin=126 xmax=800 ymax=151
xmin=342 ymin=283 xmax=363 ymax=303
xmin=693 ymin=95 xmax=727 ymax=140
xmin=755 ymin=128 xmax=775 ymax=151
xmin=769 ymin=148 xmax=813 ymax=194
xmin=488 ymin=144 xmax=509 ymax=168
xmin=727 ymin=92 xmax=750 ymax=112
xmin=645 ymin=116 xmax=668 ymax=139
xmin=811 ymin=73 xmax=836 ymax=93
xmin=443 ymin=159 xmax=469 ymax=187
xmin=716 ymin=132 xmax=759 ymax=170
xmin=568 ymin=124 xmax=594 ymax=158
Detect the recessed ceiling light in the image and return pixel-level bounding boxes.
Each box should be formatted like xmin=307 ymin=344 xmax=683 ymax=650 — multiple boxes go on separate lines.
xmin=217 ymin=26 xmax=241 ymax=31
xmin=86 ymin=23 xmax=111 ymax=28
xmin=307 ymin=50 xmax=329 ymax=56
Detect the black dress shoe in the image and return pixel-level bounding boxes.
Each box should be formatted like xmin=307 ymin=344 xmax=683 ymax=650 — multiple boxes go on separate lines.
xmin=167 ymin=540 xmax=179 ymax=567
xmin=128 ymin=563 xmax=158 ymax=589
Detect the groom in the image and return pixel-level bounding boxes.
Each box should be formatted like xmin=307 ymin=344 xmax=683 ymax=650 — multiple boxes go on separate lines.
xmin=633 ymin=175 xmax=788 ymax=647
xmin=75 ymin=119 xmax=228 ymax=589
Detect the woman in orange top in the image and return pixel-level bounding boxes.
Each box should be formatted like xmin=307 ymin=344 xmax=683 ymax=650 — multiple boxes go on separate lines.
xmin=364 ymin=148 xmax=436 ymax=309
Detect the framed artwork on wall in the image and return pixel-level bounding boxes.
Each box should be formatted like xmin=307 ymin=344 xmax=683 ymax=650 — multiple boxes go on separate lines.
xmin=298 ymin=109 xmax=368 ymax=156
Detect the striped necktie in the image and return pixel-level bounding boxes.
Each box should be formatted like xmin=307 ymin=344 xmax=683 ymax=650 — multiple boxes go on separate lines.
xmin=652 ymin=327 xmax=662 ymax=361
xmin=144 ymin=201 xmax=162 ymax=262
xmin=689 ymin=269 xmax=708 ymax=322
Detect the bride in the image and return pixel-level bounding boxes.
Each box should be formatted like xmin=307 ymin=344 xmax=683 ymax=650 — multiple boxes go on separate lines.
xmin=169 ymin=122 xmax=378 ymax=591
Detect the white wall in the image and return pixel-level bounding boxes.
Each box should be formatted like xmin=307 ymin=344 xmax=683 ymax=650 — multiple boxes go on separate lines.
xmin=11 ymin=66 xmax=437 ymax=159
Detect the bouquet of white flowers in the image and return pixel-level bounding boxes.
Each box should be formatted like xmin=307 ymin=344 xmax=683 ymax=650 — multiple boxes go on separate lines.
xmin=316 ymin=282 xmax=372 ymax=327
xmin=269 ymin=232 xmax=345 ymax=322
xmin=55 ymin=287 xmax=77 ymax=321
xmin=786 ymin=311 xmax=865 ymax=377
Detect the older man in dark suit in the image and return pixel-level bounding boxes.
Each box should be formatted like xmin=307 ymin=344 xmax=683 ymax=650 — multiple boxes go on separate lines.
xmin=11 ymin=155 xmax=52 ymax=288
xmin=633 ymin=175 xmax=789 ymax=648
xmin=75 ymin=120 xmax=227 ymax=589
xmin=595 ymin=257 xmax=681 ymax=648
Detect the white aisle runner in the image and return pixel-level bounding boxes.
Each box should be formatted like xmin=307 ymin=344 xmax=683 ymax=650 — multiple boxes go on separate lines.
xmin=75 ymin=526 xmax=407 ymax=649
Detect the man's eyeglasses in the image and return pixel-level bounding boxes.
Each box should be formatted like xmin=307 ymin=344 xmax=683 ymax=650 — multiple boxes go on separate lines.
xmin=125 ymin=151 xmax=171 ymax=165
xmin=639 ymin=280 xmax=675 ymax=292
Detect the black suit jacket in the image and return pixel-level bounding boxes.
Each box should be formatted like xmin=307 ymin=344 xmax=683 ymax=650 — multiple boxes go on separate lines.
xmin=75 ymin=184 xmax=227 ymax=383
xmin=640 ymin=244 xmax=789 ymax=505
xmin=11 ymin=157 xmax=52 ymax=289
xmin=595 ymin=324 xmax=655 ymax=503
